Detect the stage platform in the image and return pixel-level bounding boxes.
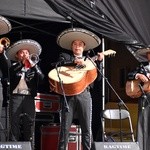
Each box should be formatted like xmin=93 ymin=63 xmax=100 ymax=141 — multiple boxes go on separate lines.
xmin=0 ymin=98 xmax=138 ymax=150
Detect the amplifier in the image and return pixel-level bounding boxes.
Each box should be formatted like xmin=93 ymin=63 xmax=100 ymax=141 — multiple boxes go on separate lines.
xmin=92 ymin=142 xmax=140 ymax=150
xmin=0 ymin=142 xmax=31 ymax=150
xmin=35 ymin=93 xmax=60 ymax=113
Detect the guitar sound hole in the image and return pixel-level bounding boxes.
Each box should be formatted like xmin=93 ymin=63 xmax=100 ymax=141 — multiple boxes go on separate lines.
xmin=60 ymin=71 xmax=73 ymax=78
xmin=75 ymin=64 xmax=86 ymax=69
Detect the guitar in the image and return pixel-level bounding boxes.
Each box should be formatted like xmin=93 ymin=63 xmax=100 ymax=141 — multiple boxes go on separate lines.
xmin=125 ymin=79 xmax=150 ymax=98
xmin=48 ymin=50 xmax=116 ymax=96
xmin=125 ymin=80 xmax=142 ymax=98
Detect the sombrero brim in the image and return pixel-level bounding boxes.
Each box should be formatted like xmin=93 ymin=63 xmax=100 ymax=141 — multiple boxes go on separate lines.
xmin=136 ymin=48 xmax=150 ymax=56
xmin=6 ymin=39 xmax=42 ymax=61
xmin=0 ymin=16 xmax=11 ymax=35
xmin=57 ymin=28 xmax=101 ymax=51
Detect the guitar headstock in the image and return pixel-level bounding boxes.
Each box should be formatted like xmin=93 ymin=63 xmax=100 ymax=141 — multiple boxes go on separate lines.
xmin=103 ymin=49 xmax=116 ymax=56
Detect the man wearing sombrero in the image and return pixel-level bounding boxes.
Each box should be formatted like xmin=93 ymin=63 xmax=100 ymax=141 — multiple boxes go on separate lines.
xmin=54 ymin=28 xmax=104 ymax=150
xmin=127 ymin=47 xmax=150 ymax=150
xmin=0 ymin=15 xmax=11 ymax=130
xmin=6 ymin=39 xmax=44 ymax=149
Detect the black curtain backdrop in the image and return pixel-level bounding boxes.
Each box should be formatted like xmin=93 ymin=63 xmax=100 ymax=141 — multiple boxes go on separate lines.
xmin=0 ymin=0 xmax=67 ymax=22
xmin=0 ymin=0 xmax=150 ymax=61
xmin=45 ymin=0 xmax=150 ymax=61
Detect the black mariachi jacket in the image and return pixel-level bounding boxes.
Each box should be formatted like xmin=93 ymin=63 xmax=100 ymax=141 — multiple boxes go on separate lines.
xmin=9 ymin=61 xmax=44 ymax=97
xmin=127 ymin=62 xmax=148 ymax=80
xmin=0 ymin=52 xmax=10 ymax=79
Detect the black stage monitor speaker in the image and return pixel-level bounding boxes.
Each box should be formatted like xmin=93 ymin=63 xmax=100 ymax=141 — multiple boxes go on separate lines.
xmin=0 ymin=142 xmax=31 ymax=150
xmin=92 ymin=142 xmax=140 ymax=150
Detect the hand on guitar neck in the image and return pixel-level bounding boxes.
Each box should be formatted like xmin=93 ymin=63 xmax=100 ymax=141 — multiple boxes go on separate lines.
xmin=74 ymin=49 xmax=116 ymax=68
xmin=92 ymin=49 xmax=116 ymax=61
xmin=97 ymin=52 xmax=104 ymax=61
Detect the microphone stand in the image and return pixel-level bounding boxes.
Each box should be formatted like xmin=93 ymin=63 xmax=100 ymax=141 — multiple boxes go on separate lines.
xmin=55 ymin=63 xmax=69 ymax=150
xmin=87 ymin=56 xmax=129 ymax=142
xmin=138 ymin=83 xmax=150 ymax=150
xmin=3 ymin=49 xmax=10 ymax=141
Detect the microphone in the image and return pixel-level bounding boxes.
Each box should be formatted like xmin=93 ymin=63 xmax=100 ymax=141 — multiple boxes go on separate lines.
xmin=84 ymin=49 xmax=91 ymax=61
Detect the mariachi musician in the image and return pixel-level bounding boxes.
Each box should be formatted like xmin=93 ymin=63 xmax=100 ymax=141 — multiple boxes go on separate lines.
xmin=0 ymin=15 xmax=11 ymax=127
xmin=49 ymin=28 xmax=104 ymax=150
xmin=127 ymin=47 xmax=150 ymax=150
xmin=6 ymin=39 xmax=44 ymax=149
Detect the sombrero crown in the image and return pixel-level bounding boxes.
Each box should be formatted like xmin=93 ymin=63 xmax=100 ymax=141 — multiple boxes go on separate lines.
xmin=6 ymin=39 xmax=42 ymax=61
xmin=0 ymin=15 xmax=12 ymax=35
xmin=57 ymin=28 xmax=101 ymax=51
xmin=136 ymin=47 xmax=150 ymax=57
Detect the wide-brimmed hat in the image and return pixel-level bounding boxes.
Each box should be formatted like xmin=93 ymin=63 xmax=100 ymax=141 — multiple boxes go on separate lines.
xmin=57 ymin=28 xmax=101 ymax=51
xmin=0 ymin=15 xmax=11 ymax=35
xmin=136 ymin=47 xmax=150 ymax=56
xmin=6 ymin=39 xmax=42 ymax=61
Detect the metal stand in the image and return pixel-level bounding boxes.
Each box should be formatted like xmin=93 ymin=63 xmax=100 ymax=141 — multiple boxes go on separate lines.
xmin=87 ymin=56 xmax=129 ymax=142
xmin=0 ymin=106 xmax=9 ymax=141
xmin=138 ymin=83 xmax=150 ymax=150
xmin=0 ymin=78 xmax=10 ymax=141
xmin=55 ymin=63 xmax=70 ymax=150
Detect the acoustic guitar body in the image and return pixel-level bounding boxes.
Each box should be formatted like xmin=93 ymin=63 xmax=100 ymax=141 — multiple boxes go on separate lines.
xmin=48 ymin=59 xmax=97 ymax=96
xmin=125 ymin=80 xmax=142 ymax=98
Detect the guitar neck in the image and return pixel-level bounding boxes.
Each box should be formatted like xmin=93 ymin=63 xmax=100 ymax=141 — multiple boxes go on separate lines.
xmin=90 ymin=49 xmax=116 ymax=61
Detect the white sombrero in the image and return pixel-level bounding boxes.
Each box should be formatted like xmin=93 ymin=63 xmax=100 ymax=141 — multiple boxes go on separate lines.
xmin=57 ymin=28 xmax=101 ymax=51
xmin=6 ymin=39 xmax=42 ymax=61
xmin=136 ymin=47 xmax=150 ymax=57
xmin=0 ymin=15 xmax=11 ymax=35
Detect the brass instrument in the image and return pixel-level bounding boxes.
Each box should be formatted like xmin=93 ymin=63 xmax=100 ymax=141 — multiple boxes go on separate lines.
xmin=29 ymin=53 xmax=39 ymax=66
xmin=0 ymin=37 xmax=10 ymax=48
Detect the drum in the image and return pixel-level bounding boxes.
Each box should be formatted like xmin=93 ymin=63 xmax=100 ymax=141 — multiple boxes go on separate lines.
xmin=41 ymin=124 xmax=82 ymax=150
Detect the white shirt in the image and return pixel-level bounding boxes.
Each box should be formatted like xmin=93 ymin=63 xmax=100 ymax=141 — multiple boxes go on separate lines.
xmin=13 ymin=67 xmax=30 ymax=95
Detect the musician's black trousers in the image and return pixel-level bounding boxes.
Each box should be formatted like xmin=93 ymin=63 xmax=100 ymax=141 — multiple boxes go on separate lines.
xmin=9 ymin=94 xmax=35 ymax=149
xmin=137 ymin=93 xmax=150 ymax=150
xmin=58 ymin=88 xmax=92 ymax=150
xmin=0 ymin=81 xmax=3 ymax=123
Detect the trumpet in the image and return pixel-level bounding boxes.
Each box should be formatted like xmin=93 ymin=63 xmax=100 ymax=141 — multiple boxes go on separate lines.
xmin=29 ymin=53 xmax=39 ymax=66
xmin=0 ymin=37 xmax=10 ymax=48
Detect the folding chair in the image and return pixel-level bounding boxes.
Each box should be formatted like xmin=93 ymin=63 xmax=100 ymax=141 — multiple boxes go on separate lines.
xmin=101 ymin=109 xmax=135 ymax=142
